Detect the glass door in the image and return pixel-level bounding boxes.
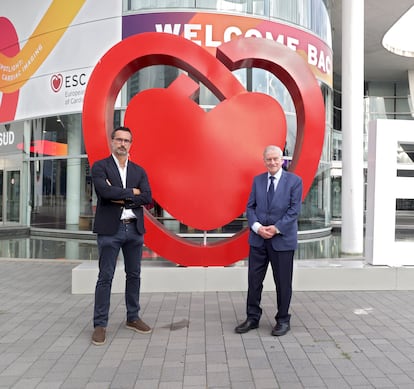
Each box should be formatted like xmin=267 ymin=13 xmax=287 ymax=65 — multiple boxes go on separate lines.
xmin=0 ymin=170 xmax=3 ymax=222
xmin=6 ymin=170 xmax=20 ymax=223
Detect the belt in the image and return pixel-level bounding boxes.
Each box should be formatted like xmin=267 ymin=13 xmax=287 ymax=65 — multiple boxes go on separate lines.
xmin=121 ymin=218 xmax=136 ymax=224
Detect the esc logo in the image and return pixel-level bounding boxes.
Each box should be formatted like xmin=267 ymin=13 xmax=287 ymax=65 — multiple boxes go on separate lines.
xmin=82 ymin=32 xmax=325 ymax=267
xmin=51 ymin=74 xmax=63 ymax=92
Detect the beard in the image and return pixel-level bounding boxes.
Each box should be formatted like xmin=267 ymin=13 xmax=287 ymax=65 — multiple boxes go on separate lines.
xmin=114 ymin=147 xmax=128 ymax=157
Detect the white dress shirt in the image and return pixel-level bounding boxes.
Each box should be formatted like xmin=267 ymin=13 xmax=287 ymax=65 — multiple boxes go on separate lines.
xmin=112 ymin=155 xmax=136 ymax=220
xmin=252 ymin=168 xmax=283 ymax=233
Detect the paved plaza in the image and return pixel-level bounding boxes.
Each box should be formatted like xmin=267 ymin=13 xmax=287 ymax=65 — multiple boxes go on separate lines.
xmin=1 ymin=259 xmax=414 ymax=388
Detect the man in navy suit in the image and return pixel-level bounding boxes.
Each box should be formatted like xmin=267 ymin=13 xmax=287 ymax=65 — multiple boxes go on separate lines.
xmin=235 ymin=145 xmax=302 ymax=336
xmin=91 ymin=126 xmax=152 ymax=345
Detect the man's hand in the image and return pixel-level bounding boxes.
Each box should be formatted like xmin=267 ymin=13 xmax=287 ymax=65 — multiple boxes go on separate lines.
xmin=258 ymin=225 xmax=278 ymax=239
xmin=105 ymin=179 xmax=125 ymax=204
xmin=133 ymin=188 xmax=141 ymax=195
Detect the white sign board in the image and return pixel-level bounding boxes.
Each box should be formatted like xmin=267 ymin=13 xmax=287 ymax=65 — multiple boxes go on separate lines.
xmin=366 ymin=119 xmax=414 ymax=266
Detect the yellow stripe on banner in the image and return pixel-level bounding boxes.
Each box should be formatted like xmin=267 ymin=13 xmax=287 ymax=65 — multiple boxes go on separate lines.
xmin=0 ymin=0 xmax=86 ymax=93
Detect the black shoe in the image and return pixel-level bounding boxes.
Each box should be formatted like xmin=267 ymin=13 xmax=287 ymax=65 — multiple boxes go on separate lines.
xmin=235 ymin=319 xmax=259 ymax=334
xmin=271 ymin=322 xmax=290 ymax=336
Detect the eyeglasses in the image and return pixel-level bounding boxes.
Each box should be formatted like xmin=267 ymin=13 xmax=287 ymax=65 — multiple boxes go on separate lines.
xmin=113 ymin=138 xmax=131 ymax=144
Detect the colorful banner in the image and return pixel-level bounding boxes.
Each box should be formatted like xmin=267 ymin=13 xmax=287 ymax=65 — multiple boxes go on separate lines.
xmin=0 ymin=0 xmax=121 ymax=124
xmin=0 ymin=0 xmax=86 ymax=93
xmin=0 ymin=5 xmax=332 ymax=125
xmin=123 ymin=12 xmax=333 ymax=87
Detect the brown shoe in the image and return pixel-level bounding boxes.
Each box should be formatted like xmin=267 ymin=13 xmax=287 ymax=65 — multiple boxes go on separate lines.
xmin=92 ymin=326 xmax=106 ymax=345
xmin=126 ymin=318 xmax=152 ymax=334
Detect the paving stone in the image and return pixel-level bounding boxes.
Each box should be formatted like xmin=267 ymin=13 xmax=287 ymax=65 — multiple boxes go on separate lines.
xmin=2 ymin=260 xmax=414 ymax=388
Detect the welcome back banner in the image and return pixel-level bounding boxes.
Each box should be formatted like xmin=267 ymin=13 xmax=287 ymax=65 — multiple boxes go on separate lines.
xmin=123 ymin=12 xmax=332 ymax=87
xmin=0 ymin=3 xmax=332 ymax=124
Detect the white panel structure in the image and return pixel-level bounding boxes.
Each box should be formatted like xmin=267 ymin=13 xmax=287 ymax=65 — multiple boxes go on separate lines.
xmin=366 ymin=119 xmax=414 ymax=266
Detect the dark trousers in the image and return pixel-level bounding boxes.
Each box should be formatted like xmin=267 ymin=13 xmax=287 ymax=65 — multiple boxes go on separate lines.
xmin=247 ymin=240 xmax=294 ymax=324
xmin=93 ymin=221 xmax=144 ymax=328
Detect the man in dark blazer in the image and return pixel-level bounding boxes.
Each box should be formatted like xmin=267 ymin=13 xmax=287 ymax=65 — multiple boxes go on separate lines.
xmin=91 ymin=126 xmax=152 ymax=346
xmin=235 ymin=145 xmax=302 ymax=336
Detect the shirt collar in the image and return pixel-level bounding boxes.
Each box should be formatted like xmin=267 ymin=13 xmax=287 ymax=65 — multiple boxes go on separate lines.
xmin=268 ymin=168 xmax=282 ymax=180
xmin=112 ymin=154 xmax=128 ymax=169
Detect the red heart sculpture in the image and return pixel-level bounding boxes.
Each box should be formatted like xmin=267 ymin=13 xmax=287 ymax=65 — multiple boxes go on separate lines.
xmin=125 ymin=76 xmax=286 ymax=230
xmin=82 ymin=32 xmax=325 ymax=266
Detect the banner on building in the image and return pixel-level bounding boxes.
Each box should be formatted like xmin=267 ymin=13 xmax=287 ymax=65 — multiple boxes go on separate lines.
xmin=0 ymin=5 xmax=332 ymax=125
xmin=0 ymin=0 xmax=121 ymax=124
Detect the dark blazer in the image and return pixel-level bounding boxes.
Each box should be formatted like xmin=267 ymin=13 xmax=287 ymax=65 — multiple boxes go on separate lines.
xmin=91 ymin=156 xmax=152 ymax=235
xmin=247 ymin=170 xmax=302 ymax=251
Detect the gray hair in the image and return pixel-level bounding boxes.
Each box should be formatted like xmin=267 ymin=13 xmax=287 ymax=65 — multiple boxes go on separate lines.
xmin=263 ymin=145 xmax=283 ymax=158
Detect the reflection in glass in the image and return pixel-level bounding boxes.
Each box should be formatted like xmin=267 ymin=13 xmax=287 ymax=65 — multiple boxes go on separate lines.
xmin=0 ymin=232 xmax=347 ymax=261
xmin=7 ymin=171 xmax=20 ymax=222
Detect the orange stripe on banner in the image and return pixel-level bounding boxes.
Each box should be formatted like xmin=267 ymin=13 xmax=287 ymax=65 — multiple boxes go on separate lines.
xmin=0 ymin=0 xmax=86 ymax=93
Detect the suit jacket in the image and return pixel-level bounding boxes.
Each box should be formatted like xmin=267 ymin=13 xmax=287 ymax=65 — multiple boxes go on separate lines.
xmin=247 ymin=170 xmax=302 ymax=251
xmin=91 ymin=156 xmax=152 ymax=235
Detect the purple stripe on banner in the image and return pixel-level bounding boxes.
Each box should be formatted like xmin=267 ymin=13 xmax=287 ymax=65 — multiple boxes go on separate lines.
xmin=122 ymin=12 xmax=196 ymax=39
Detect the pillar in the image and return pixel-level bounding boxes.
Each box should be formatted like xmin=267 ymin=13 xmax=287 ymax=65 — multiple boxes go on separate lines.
xmin=341 ymin=0 xmax=364 ymax=254
xmin=65 ymin=115 xmax=81 ymax=226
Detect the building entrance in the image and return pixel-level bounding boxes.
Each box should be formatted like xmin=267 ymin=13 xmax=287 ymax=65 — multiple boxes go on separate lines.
xmin=0 ymin=169 xmax=21 ymax=224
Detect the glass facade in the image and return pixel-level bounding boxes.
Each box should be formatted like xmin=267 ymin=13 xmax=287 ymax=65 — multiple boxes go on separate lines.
xmin=331 ymin=79 xmax=414 ymax=220
xmin=124 ymin=0 xmax=334 ymax=240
